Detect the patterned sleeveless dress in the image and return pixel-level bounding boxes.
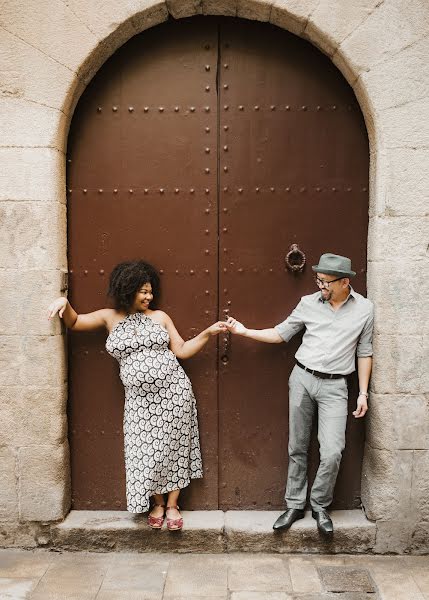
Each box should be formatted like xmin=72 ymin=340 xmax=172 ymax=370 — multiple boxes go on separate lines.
xmin=105 ymin=311 xmax=203 ymax=513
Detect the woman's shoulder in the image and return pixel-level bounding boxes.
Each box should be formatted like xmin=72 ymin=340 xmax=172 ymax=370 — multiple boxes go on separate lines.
xmin=147 ymin=309 xmax=170 ymax=327
xmin=103 ymin=308 xmax=127 ymax=332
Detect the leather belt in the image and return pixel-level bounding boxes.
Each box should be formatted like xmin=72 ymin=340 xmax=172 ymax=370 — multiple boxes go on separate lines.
xmin=296 ymin=361 xmax=344 ymax=380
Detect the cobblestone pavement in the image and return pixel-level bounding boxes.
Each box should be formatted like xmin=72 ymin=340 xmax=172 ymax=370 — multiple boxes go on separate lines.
xmin=0 ymin=549 xmax=428 ymax=600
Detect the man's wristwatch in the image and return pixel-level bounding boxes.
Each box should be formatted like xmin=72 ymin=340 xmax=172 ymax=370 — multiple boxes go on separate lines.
xmin=359 ymin=392 xmax=368 ymax=398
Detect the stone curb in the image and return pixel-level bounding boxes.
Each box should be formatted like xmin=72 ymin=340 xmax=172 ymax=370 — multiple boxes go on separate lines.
xmin=29 ymin=509 xmax=377 ymax=554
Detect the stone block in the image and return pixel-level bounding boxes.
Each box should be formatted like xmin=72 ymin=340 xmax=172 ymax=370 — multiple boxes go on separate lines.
xmin=304 ymin=0 xmax=381 ymax=57
xmin=359 ymin=35 xmax=429 ymax=112
xmin=368 ymin=216 xmax=428 ymax=262
xmin=367 ymin=261 xmax=428 ymax=335
xmin=377 ymin=97 xmax=429 ymax=149
xmin=0 ymin=28 xmax=77 ymax=114
xmin=228 ymin=555 xmax=292 ymax=591
xmin=0 ymin=269 xmax=65 ymax=336
xmin=366 ymin=394 xmax=429 ymax=451
xmin=371 ymin=334 xmax=425 ymax=395
xmin=237 ymin=0 xmax=272 ymax=21
xmin=52 ymin=510 xmax=225 ymax=552
xmin=0 ymin=386 xmax=67 ymax=446
xmin=0 ymin=0 xmax=98 ymax=73
xmin=0 ymin=548 xmax=54 ymax=577
xmin=289 ymin=557 xmax=321 ymax=593
xmin=0 ymin=335 xmax=66 ymax=388
xmin=374 ymin=519 xmax=413 ymax=554
xmin=224 ymin=510 xmax=375 ymax=553
xmin=335 ymin=0 xmax=429 ymax=76
xmin=163 ymin=554 xmax=228 ymax=597
xmin=270 ymin=1 xmax=320 ymax=37
xmin=411 ymin=450 xmax=429 ymax=522
xmin=361 ymin=446 xmax=413 ymax=521
xmin=0 ymin=148 xmax=65 ymax=203
xmin=18 ymin=442 xmax=71 ymax=522
xmin=0 ymin=202 xmax=66 ymax=270
xmin=166 ymin=0 xmax=203 ymax=19
xmin=131 ymin=2 xmax=170 ymax=34
xmin=62 ymin=0 xmax=139 ymax=40
xmin=0 ymin=447 xmax=18 ymax=521
xmin=409 ymin=521 xmax=429 ymax=554
xmin=202 ymin=0 xmax=238 ymax=16
xmin=0 ymin=98 xmax=67 ymax=152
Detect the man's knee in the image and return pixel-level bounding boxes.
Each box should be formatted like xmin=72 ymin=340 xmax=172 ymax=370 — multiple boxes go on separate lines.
xmin=319 ymin=450 xmax=343 ymax=470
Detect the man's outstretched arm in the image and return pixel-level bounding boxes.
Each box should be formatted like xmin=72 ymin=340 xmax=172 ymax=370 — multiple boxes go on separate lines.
xmin=225 ymin=316 xmax=283 ymax=343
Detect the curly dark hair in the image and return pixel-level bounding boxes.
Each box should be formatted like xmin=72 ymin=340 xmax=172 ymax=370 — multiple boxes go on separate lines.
xmin=108 ymin=260 xmax=160 ymax=312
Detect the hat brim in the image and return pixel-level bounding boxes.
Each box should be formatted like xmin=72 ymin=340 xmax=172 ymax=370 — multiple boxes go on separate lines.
xmin=312 ymin=265 xmax=356 ymax=277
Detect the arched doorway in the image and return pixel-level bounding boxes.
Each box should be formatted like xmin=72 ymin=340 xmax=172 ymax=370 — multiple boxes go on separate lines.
xmin=67 ymin=16 xmax=369 ymax=511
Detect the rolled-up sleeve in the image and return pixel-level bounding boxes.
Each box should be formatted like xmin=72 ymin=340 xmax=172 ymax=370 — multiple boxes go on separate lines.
xmin=356 ymin=308 xmax=374 ymax=357
xmin=274 ymin=300 xmax=305 ymax=342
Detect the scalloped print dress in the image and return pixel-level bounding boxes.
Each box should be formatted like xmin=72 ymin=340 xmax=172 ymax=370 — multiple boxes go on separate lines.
xmin=105 ymin=311 xmax=203 ymax=513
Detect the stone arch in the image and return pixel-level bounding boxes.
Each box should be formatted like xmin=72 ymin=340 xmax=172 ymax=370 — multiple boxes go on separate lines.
xmin=1 ymin=0 xmax=428 ymax=553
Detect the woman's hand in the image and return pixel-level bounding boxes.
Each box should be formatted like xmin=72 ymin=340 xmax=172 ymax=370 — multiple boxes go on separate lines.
xmin=225 ymin=316 xmax=247 ymax=336
xmin=47 ymin=297 xmax=68 ymax=320
xmin=206 ymin=321 xmax=228 ymax=336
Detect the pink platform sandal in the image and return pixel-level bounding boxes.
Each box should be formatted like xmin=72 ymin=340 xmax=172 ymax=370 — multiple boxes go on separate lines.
xmin=147 ymin=504 xmax=165 ymax=529
xmin=166 ymin=505 xmax=183 ymax=531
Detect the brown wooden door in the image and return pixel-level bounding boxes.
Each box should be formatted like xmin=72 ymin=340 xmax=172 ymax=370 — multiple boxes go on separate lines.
xmin=67 ymin=17 xmax=368 ymax=511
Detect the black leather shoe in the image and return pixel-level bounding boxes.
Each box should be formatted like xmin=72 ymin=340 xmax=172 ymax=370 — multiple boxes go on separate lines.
xmin=312 ymin=509 xmax=333 ymax=536
xmin=273 ymin=508 xmax=305 ymax=531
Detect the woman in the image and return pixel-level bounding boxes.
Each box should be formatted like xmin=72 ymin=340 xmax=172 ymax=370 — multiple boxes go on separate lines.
xmin=48 ymin=260 xmax=226 ymax=531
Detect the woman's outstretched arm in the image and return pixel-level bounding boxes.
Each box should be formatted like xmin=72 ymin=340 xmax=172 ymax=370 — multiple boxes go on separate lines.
xmin=161 ymin=312 xmax=227 ymax=359
xmin=47 ymin=297 xmax=112 ymax=331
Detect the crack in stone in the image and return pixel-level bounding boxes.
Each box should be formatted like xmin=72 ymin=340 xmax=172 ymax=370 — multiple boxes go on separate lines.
xmin=58 ymin=0 xmax=102 ymax=41
xmin=0 ymin=25 xmax=76 ymax=75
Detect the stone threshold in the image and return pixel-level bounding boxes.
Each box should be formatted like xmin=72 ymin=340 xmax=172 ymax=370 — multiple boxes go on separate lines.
xmin=47 ymin=509 xmax=376 ymax=553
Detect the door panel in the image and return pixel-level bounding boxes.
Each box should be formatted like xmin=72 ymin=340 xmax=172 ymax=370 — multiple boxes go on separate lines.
xmin=217 ymin=20 xmax=368 ymax=509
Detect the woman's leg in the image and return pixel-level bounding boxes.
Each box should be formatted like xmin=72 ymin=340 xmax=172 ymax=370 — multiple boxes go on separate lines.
xmin=149 ymin=493 xmax=165 ymax=517
xmin=166 ymin=489 xmax=181 ymax=519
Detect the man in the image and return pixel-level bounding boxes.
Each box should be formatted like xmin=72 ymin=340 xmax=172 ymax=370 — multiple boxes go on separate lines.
xmin=226 ymin=253 xmax=373 ymax=536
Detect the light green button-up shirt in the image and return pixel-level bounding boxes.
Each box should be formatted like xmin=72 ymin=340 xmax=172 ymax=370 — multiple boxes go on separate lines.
xmin=274 ymin=288 xmax=374 ymax=375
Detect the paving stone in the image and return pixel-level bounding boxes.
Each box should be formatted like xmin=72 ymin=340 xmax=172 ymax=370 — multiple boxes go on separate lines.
xmin=163 ymin=554 xmax=228 ymax=598
xmin=100 ymin=553 xmax=169 ymax=593
xmin=318 ymin=566 xmax=376 ymax=593
xmin=96 ymin=591 xmax=163 ymax=600
xmin=230 ymin=593 xmax=293 ymax=600
xmin=228 ymin=555 xmax=292 ymax=591
xmin=0 ymin=549 xmax=53 ymax=578
xmin=0 ymin=577 xmax=38 ymax=599
xmin=289 ymin=557 xmax=322 ymax=593
xmin=289 ymin=595 xmax=377 ymax=600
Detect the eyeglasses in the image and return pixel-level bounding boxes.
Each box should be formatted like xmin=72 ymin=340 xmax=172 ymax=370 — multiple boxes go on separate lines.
xmin=314 ymin=276 xmax=344 ymax=289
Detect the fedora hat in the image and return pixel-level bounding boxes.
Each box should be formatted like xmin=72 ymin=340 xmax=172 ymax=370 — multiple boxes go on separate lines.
xmin=312 ymin=253 xmax=356 ymax=278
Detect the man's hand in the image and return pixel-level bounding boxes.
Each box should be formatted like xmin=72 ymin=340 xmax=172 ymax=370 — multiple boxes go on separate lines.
xmin=225 ymin=316 xmax=247 ymax=336
xmin=353 ymin=394 xmax=368 ymax=418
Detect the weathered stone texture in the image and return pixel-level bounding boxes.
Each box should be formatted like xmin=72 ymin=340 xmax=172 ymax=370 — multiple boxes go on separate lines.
xmin=368 ymin=216 xmax=428 ymax=262
xmin=0 ymin=148 xmax=65 ymax=204
xmin=371 ymin=335 xmax=425 ymax=395
xmin=411 ymin=450 xmax=429 ymax=523
xmin=0 ymin=202 xmax=66 ymax=270
xmin=359 ymin=35 xmax=429 ymax=112
xmin=0 ymin=270 xmax=64 ymax=336
xmin=237 ymin=0 xmax=272 ymax=21
xmin=202 ymin=0 xmax=238 ymax=16
xmin=361 ymin=447 xmax=413 ymax=521
xmin=0 ymin=448 xmax=18 ymax=521
xmin=0 ymin=99 xmax=67 ymax=152
xmin=367 ymin=261 xmax=428 ymax=335
xmin=63 ymin=0 xmax=139 ymax=39
xmin=0 ymin=28 xmax=76 ymax=114
xmin=374 ymin=519 xmax=413 ymax=554
xmin=335 ymin=0 xmax=429 ymax=76
xmin=166 ymin=0 xmax=203 ymax=19
xmin=0 ymin=387 xmax=67 ymax=447
xmin=304 ymin=0 xmax=382 ymax=57
xmin=270 ymin=0 xmax=320 ymax=36
xmin=18 ymin=443 xmax=71 ymax=522
xmin=0 ymin=0 xmax=98 ymax=73
xmin=377 ymin=97 xmax=429 ymax=149
xmin=366 ymin=395 xmax=429 ymax=451
xmin=0 ymin=335 xmax=66 ymax=388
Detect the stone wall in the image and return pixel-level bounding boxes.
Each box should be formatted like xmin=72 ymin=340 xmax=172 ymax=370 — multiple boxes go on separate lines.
xmin=0 ymin=0 xmax=427 ymax=553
